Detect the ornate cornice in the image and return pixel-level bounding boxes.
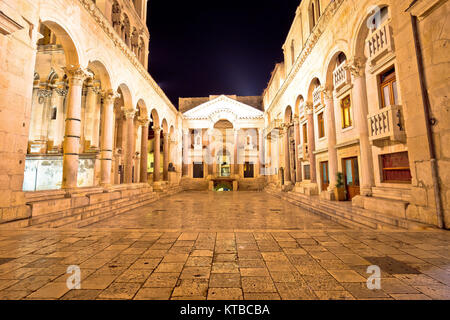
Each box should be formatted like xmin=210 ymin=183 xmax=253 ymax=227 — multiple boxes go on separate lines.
xmin=266 ymin=0 xmax=344 ymax=113
xmin=76 ymin=0 xmax=177 ymax=113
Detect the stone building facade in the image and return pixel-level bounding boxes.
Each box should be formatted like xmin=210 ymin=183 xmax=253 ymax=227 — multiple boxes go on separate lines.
xmin=0 ymin=0 xmax=448 ymax=230
xmin=0 ymin=0 xmax=182 ymax=227
xmin=263 ymin=0 xmax=449 ymax=229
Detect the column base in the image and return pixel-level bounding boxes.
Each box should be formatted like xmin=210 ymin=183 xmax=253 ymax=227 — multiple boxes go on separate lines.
xmin=360 ymin=186 xmax=373 ymax=197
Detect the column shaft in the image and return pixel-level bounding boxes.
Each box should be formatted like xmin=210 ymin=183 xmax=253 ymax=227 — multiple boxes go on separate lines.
xmin=307 ymin=108 xmax=317 ymax=183
xmin=284 ymin=127 xmax=291 ymax=184
xmin=153 ymin=128 xmax=161 ymax=182
xmin=294 ymin=120 xmax=302 ymax=183
xmin=325 ymin=93 xmax=338 ymax=190
xmin=100 ymin=90 xmax=118 ymax=186
xmin=163 ymin=133 xmax=169 ymax=180
xmin=140 ymin=122 xmax=149 ymax=183
xmin=124 ymin=110 xmax=135 ymax=184
xmin=62 ymin=67 xmax=90 ymax=189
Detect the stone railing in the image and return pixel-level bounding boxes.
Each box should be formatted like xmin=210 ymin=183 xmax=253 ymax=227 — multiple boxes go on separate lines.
xmin=333 ymin=61 xmax=349 ymax=90
xmin=313 ymin=87 xmax=322 ymax=107
xmin=368 ymin=105 xmax=406 ymax=147
xmin=367 ymin=22 xmax=394 ymax=65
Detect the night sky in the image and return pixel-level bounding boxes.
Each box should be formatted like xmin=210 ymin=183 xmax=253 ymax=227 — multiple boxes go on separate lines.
xmin=147 ymin=0 xmax=301 ymax=108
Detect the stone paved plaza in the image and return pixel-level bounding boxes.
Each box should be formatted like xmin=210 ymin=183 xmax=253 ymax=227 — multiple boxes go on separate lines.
xmin=0 ymin=192 xmax=449 ymax=300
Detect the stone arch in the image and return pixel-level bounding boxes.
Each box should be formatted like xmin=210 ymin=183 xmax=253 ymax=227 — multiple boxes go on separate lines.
xmin=161 ymin=119 xmax=168 ymax=133
xmin=307 ymin=77 xmax=321 ymax=102
xmin=295 ymin=95 xmax=305 ymax=116
xmin=117 ymin=83 xmax=133 ymax=112
xmin=150 ymin=109 xmax=160 ymax=128
xmin=324 ymin=50 xmax=348 ymax=90
xmin=284 ymin=106 xmax=293 ymax=123
xmin=136 ymin=99 xmax=148 ymax=119
xmin=351 ymin=3 xmax=391 ymax=64
xmin=87 ymin=60 xmax=112 ymax=91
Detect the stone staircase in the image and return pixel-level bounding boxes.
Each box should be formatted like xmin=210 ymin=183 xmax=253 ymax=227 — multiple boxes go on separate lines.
xmin=0 ymin=183 xmax=183 ymax=229
xmin=264 ymin=184 xmax=435 ymax=231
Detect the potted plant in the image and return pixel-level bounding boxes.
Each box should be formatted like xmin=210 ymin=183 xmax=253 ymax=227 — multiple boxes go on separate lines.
xmin=334 ymin=172 xmax=346 ymax=201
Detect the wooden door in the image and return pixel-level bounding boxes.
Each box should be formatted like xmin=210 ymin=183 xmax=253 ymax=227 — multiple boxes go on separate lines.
xmin=320 ymin=161 xmax=329 ymax=191
xmin=342 ymin=157 xmax=360 ymax=200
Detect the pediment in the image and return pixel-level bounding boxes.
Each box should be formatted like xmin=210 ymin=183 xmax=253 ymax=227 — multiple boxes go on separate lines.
xmin=183 ymin=95 xmax=264 ymax=121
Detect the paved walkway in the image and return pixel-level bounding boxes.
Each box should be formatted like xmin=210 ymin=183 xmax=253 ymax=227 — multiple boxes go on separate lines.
xmin=0 ymin=191 xmax=449 ymax=300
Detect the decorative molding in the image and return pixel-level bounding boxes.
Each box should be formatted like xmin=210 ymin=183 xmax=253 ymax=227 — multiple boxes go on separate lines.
xmin=265 ymin=0 xmax=344 ymax=113
xmin=0 ymin=10 xmax=23 ymax=35
xmin=76 ymin=0 xmax=177 ymax=113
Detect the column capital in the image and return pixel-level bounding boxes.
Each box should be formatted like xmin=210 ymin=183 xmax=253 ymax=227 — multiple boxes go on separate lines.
xmin=101 ymin=89 xmax=121 ymax=104
xmin=345 ymin=57 xmax=366 ymax=78
xmin=321 ymin=86 xmax=334 ymax=100
xmin=55 ymin=88 xmax=68 ymax=97
xmin=153 ymin=126 xmax=161 ymax=133
xmin=138 ymin=117 xmax=150 ymax=126
xmin=122 ymin=107 xmax=136 ymax=119
xmin=305 ymin=102 xmax=314 ymax=114
xmin=62 ymin=65 xmax=92 ymax=86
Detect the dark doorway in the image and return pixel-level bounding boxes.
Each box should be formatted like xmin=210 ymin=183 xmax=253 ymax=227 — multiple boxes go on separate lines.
xmin=244 ymin=162 xmax=254 ymax=178
xmin=342 ymin=157 xmax=360 ymax=200
xmin=193 ymin=162 xmax=204 ymax=179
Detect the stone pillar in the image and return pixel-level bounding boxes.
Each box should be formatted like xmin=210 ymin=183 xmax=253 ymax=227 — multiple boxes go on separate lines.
xmin=123 ymin=108 xmax=136 ymax=184
xmin=140 ymin=118 xmax=149 ymax=183
xmin=347 ymin=58 xmax=374 ymax=196
xmin=153 ymin=127 xmax=161 ymax=182
xmin=283 ymin=126 xmax=292 ymax=184
xmin=306 ymin=103 xmax=316 ymax=183
xmin=324 ymin=88 xmax=338 ymax=192
xmin=100 ymin=90 xmax=119 ymax=186
xmin=54 ymin=87 xmax=67 ymax=148
xmin=163 ymin=132 xmax=169 ymax=181
xmin=61 ymin=66 xmax=91 ymax=189
xmin=84 ymin=83 xmax=97 ymax=150
xmin=293 ymin=119 xmax=302 ymax=183
xmin=182 ymin=129 xmax=189 ymax=176
xmin=233 ymin=129 xmax=238 ymax=176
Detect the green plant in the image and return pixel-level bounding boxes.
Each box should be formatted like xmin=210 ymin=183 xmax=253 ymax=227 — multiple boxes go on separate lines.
xmin=336 ymin=172 xmax=345 ymax=188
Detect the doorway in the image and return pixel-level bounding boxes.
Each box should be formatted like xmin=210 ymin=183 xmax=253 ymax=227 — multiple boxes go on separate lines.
xmin=342 ymin=157 xmax=360 ymax=200
xmin=320 ymin=161 xmax=329 ymax=191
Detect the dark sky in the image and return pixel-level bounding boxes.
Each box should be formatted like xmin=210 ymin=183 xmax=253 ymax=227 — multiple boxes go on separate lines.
xmin=147 ymin=0 xmax=301 ymax=108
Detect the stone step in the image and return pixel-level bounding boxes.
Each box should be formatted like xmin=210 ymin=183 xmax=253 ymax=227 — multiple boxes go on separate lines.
xmin=371 ymin=186 xmax=411 ymax=202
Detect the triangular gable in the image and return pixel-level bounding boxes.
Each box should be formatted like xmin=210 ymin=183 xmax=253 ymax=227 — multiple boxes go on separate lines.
xmin=183 ymin=95 xmax=264 ymax=120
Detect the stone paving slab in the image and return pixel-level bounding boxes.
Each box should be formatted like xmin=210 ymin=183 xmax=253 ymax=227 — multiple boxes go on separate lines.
xmin=0 ymin=192 xmax=448 ymax=300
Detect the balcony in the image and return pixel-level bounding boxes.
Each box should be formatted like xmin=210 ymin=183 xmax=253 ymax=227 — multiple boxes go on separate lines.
xmin=368 ymin=105 xmax=406 ymax=147
xmin=312 ymin=88 xmax=322 ymax=108
xmin=333 ymin=62 xmax=350 ymax=91
xmin=367 ymin=22 xmax=394 ymax=66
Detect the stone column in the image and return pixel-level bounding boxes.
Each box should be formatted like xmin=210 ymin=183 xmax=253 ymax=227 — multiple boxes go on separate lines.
xmin=140 ymin=118 xmax=149 ymax=183
xmin=233 ymin=129 xmax=238 ymax=176
xmin=54 ymin=87 xmax=67 ymax=148
xmin=100 ymin=90 xmax=119 ymax=186
xmin=347 ymin=58 xmax=374 ymax=196
xmin=293 ymin=119 xmax=302 ymax=183
xmin=324 ymin=88 xmax=338 ymax=192
xmin=163 ymin=132 xmax=169 ymax=181
xmin=153 ymin=127 xmax=161 ymax=182
xmin=182 ymin=129 xmax=189 ymax=176
xmin=306 ymin=103 xmax=317 ymax=183
xmin=123 ymin=108 xmax=136 ymax=184
xmin=283 ymin=126 xmax=292 ymax=184
xmin=84 ymin=83 xmax=97 ymax=150
xmin=61 ymin=66 xmax=91 ymax=189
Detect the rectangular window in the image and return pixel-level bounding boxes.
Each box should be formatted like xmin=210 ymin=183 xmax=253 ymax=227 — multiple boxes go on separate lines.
xmin=244 ymin=162 xmax=254 ymax=178
xmin=193 ymin=162 xmax=204 ymax=179
xmin=341 ymin=95 xmax=352 ymax=129
xmin=380 ymin=67 xmax=399 ymax=108
xmin=302 ymin=123 xmax=308 ymax=143
xmin=304 ymin=164 xmax=311 ymax=180
xmin=318 ymin=112 xmax=325 ymax=138
xmin=51 ymin=107 xmax=57 ymax=120
xmin=381 ymin=152 xmax=412 ymax=183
